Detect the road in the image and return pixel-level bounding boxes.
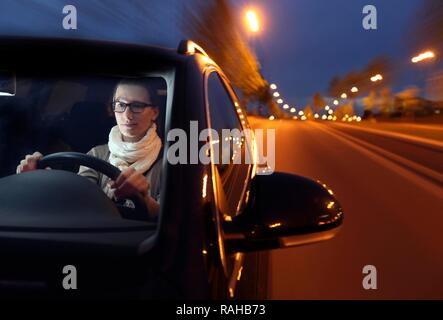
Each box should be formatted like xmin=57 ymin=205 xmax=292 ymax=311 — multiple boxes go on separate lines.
xmin=249 ymin=117 xmax=443 ymax=299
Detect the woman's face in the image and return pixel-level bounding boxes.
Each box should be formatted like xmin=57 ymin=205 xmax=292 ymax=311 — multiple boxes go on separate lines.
xmin=114 ymin=84 xmax=159 ymax=142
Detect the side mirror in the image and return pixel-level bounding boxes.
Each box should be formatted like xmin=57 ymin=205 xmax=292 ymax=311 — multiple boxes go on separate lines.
xmin=224 ymin=172 xmax=343 ymax=252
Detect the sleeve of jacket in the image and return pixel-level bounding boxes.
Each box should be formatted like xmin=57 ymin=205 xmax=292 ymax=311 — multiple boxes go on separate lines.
xmin=77 ymin=147 xmax=100 ymax=184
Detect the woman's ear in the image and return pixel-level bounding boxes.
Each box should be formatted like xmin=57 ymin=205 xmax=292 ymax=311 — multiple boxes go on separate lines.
xmin=107 ymin=101 xmax=115 ymax=117
xmin=153 ymin=107 xmax=160 ymax=121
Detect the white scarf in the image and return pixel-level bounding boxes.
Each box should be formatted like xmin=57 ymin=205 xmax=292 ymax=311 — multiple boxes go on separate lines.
xmin=108 ymin=123 xmax=162 ymax=173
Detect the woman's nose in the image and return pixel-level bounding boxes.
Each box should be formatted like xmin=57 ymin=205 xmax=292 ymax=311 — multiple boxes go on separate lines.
xmin=123 ymin=107 xmax=134 ymax=119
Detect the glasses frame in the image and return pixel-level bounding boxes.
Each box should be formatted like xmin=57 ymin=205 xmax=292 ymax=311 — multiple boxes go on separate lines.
xmin=112 ymin=100 xmax=155 ymax=113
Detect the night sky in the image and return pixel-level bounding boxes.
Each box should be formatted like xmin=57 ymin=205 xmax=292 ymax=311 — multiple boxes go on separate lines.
xmin=0 ymin=0 xmax=428 ymax=107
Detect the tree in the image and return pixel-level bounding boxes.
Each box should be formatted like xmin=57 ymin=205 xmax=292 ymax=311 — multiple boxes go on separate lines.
xmin=328 ymin=56 xmax=391 ymax=98
xmin=334 ymin=103 xmax=354 ymax=119
xmin=379 ymin=87 xmax=394 ymax=116
xmin=312 ymin=92 xmax=326 ymax=113
xmin=411 ymin=0 xmax=443 ymax=53
xmin=362 ymin=90 xmax=377 ymax=117
xmin=183 ymin=0 xmax=283 ymax=117
xmin=303 ymin=105 xmax=314 ymax=119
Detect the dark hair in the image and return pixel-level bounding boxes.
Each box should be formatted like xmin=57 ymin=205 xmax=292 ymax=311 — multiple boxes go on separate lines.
xmin=113 ymin=78 xmax=159 ymax=107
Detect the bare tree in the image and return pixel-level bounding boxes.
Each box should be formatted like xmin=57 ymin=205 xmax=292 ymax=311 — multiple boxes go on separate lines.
xmin=183 ymin=0 xmax=282 ymax=116
xmin=328 ymin=57 xmax=391 ymax=98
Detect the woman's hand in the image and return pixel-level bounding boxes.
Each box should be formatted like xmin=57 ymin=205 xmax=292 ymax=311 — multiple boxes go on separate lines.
xmin=16 ymin=152 xmax=43 ymax=174
xmin=109 ymin=167 xmax=149 ymax=200
xmin=109 ymin=167 xmax=159 ymax=218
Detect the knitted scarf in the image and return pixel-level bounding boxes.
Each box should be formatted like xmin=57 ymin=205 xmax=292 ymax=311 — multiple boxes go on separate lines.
xmin=108 ymin=123 xmax=162 ymax=173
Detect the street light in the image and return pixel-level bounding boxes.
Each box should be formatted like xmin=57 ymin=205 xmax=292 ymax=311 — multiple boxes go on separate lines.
xmin=333 ymin=100 xmax=339 ymax=106
xmin=341 ymin=93 xmax=347 ymax=99
xmin=411 ymin=51 xmax=435 ymax=63
xmin=273 ymin=92 xmax=280 ymax=97
xmin=283 ymin=104 xmax=289 ymax=109
xmin=270 ymin=83 xmax=277 ymax=90
xmin=351 ymin=86 xmax=359 ymax=93
xmin=245 ymin=9 xmax=260 ymax=33
xmin=371 ymin=74 xmax=383 ymax=82
xmin=290 ymin=107 xmax=296 ymax=113
xmin=277 ymin=98 xmax=283 ymax=104
xmin=325 ymin=105 xmax=330 ymax=111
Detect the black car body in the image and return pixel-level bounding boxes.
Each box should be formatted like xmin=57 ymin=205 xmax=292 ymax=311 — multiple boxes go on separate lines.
xmin=0 ymin=37 xmax=343 ymax=299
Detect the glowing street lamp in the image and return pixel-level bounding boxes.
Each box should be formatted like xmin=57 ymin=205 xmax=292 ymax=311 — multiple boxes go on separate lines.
xmin=283 ymin=104 xmax=289 ymax=109
xmin=273 ymin=91 xmax=280 ymax=97
xmin=411 ymin=51 xmax=435 ymax=63
xmin=270 ymin=83 xmax=277 ymax=90
xmin=245 ymin=9 xmax=260 ymax=33
xmin=325 ymin=105 xmax=330 ymax=111
xmin=371 ymin=74 xmax=383 ymax=82
xmin=341 ymin=93 xmax=347 ymax=99
xmin=277 ymin=98 xmax=283 ymax=104
xmin=290 ymin=107 xmax=296 ymax=113
xmin=351 ymin=86 xmax=359 ymax=93
xmin=333 ymin=100 xmax=339 ymax=106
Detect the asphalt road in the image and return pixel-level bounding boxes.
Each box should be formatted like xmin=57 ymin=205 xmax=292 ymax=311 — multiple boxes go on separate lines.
xmin=250 ymin=117 xmax=443 ymax=299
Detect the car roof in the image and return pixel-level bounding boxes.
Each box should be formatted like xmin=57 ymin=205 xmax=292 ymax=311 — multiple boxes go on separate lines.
xmin=0 ymin=36 xmax=188 ymax=73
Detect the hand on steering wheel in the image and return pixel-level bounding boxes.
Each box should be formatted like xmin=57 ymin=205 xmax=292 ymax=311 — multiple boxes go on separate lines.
xmin=36 ymin=152 xmax=150 ymax=220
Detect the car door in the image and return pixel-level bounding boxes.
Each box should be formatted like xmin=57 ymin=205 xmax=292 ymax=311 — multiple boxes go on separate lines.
xmin=204 ymin=68 xmax=258 ymax=298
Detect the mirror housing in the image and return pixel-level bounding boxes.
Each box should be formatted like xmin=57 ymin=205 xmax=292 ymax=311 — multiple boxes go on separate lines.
xmin=224 ymin=172 xmax=343 ymax=252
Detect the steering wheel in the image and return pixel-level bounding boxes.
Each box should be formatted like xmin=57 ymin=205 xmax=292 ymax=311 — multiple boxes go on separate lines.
xmin=36 ymin=152 xmax=149 ymax=220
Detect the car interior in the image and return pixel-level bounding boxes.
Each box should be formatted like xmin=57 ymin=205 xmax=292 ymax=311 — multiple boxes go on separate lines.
xmin=0 ymin=71 xmax=170 ymax=224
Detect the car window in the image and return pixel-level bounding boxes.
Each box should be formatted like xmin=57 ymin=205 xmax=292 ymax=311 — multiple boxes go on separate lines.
xmin=0 ymin=71 xmax=170 ymax=224
xmin=206 ymin=71 xmax=251 ymax=217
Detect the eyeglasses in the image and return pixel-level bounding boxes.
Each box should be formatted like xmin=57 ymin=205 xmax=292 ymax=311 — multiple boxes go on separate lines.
xmin=112 ymin=100 xmax=155 ymax=113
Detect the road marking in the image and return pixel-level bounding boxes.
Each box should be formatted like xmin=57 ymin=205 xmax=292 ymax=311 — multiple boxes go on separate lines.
xmin=331 ymin=123 xmax=443 ymax=150
xmin=312 ymin=122 xmax=443 ymax=200
xmin=391 ymin=123 xmax=443 ymax=132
